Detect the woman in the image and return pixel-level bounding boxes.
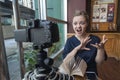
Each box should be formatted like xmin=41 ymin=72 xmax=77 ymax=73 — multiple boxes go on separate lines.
xmin=62 ymin=10 xmax=108 ymax=77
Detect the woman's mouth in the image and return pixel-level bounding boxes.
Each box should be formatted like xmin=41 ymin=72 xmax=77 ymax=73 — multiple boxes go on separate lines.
xmin=76 ymin=29 xmax=82 ymax=33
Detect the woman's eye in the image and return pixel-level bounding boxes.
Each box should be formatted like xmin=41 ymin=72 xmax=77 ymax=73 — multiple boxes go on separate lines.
xmin=73 ymin=22 xmax=77 ymax=25
xmin=79 ymin=21 xmax=86 ymax=25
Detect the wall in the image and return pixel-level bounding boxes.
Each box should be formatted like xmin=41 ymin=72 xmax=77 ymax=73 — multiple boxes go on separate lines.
xmin=67 ymin=0 xmax=86 ymax=33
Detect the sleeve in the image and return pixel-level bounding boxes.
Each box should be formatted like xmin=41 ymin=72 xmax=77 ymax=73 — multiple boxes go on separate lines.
xmin=62 ymin=39 xmax=72 ymax=59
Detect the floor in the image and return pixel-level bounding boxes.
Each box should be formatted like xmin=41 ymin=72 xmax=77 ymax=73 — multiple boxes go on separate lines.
xmin=97 ymin=57 xmax=120 ymax=80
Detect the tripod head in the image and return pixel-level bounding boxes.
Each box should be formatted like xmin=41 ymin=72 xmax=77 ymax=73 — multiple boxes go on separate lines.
xmin=33 ymin=44 xmax=54 ymax=67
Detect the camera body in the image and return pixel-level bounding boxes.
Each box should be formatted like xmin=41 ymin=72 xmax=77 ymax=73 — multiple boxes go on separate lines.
xmin=14 ymin=19 xmax=59 ymax=48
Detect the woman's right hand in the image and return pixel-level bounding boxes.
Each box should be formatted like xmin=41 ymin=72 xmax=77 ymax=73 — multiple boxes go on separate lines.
xmin=64 ymin=36 xmax=91 ymax=62
xmin=76 ymin=36 xmax=91 ymax=51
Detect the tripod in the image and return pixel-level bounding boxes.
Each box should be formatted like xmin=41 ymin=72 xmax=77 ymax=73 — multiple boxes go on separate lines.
xmin=23 ymin=44 xmax=75 ymax=80
xmin=33 ymin=44 xmax=54 ymax=80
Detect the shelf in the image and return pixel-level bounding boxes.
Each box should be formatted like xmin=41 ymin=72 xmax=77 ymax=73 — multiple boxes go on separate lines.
xmin=86 ymin=0 xmax=119 ymax=32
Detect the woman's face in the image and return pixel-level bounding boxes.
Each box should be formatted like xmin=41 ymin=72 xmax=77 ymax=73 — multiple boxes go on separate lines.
xmin=72 ymin=15 xmax=87 ymax=36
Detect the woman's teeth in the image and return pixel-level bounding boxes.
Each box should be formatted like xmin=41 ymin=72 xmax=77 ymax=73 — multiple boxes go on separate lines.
xmin=76 ymin=29 xmax=82 ymax=32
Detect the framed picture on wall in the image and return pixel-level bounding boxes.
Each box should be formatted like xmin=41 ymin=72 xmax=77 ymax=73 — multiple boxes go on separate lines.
xmin=99 ymin=4 xmax=108 ymax=22
xmin=107 ymin=3 xmax=115 ymax=22
xmin=92 ymin=4 xmax=100 ymax=22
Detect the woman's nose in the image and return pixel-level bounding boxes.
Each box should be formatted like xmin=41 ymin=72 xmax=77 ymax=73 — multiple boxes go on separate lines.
xmin=77 ymin=24 xmax=81 ymax=27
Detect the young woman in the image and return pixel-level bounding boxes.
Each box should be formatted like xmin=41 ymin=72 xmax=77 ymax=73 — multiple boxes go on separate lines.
xmin=62 ymin=10 xmax=108 ymax=76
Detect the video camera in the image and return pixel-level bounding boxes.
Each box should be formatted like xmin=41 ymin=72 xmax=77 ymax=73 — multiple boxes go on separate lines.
xmin=14 ymin=19 xmax=59 ymax=48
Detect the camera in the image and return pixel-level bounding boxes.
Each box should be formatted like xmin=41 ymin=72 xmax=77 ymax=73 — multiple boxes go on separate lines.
xmin=14 ymin=19 xmax=59 ymax=48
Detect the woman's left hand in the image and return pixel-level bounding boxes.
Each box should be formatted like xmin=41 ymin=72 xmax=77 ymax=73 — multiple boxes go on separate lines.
xmin=91 ymin=35 xmax=108 ymax=49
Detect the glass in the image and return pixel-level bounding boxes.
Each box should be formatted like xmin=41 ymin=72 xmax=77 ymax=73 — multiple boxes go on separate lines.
xmin=108 ymin=23 xmax=116 ymax=31
xmin=96 ymin=23 xmax=99 ymax=31
xmin=108 ymin=23 xmax=112 ymax=31
xmin=112 ymin=23 xmax=116 ymax=31
xmin=46 ymin=0 xmax=66 ymax=55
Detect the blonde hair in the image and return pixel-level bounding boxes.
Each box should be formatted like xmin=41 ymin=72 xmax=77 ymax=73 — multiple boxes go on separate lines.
xmin=73 ymin=10 xmax=89 ymax=23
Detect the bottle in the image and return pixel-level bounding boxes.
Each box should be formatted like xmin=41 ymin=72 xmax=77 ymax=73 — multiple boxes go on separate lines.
xmin=96 ymin=24 xmax=99 ymax=31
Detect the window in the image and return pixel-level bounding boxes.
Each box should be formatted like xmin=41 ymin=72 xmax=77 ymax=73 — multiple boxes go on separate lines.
xmin=46 ymin=0 xmax=67 ymax=55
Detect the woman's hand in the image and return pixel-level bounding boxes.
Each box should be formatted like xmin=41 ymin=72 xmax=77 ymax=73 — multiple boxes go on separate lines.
xmin=91 ymin=35 xmax=108 ymax=49
xmin=76 ymin=36 xmax=91 ymax=51
xmin=91 ymin=35 xmax=108 ymax=65
xmin=64 ymin=36 xmax=91 ymax=62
